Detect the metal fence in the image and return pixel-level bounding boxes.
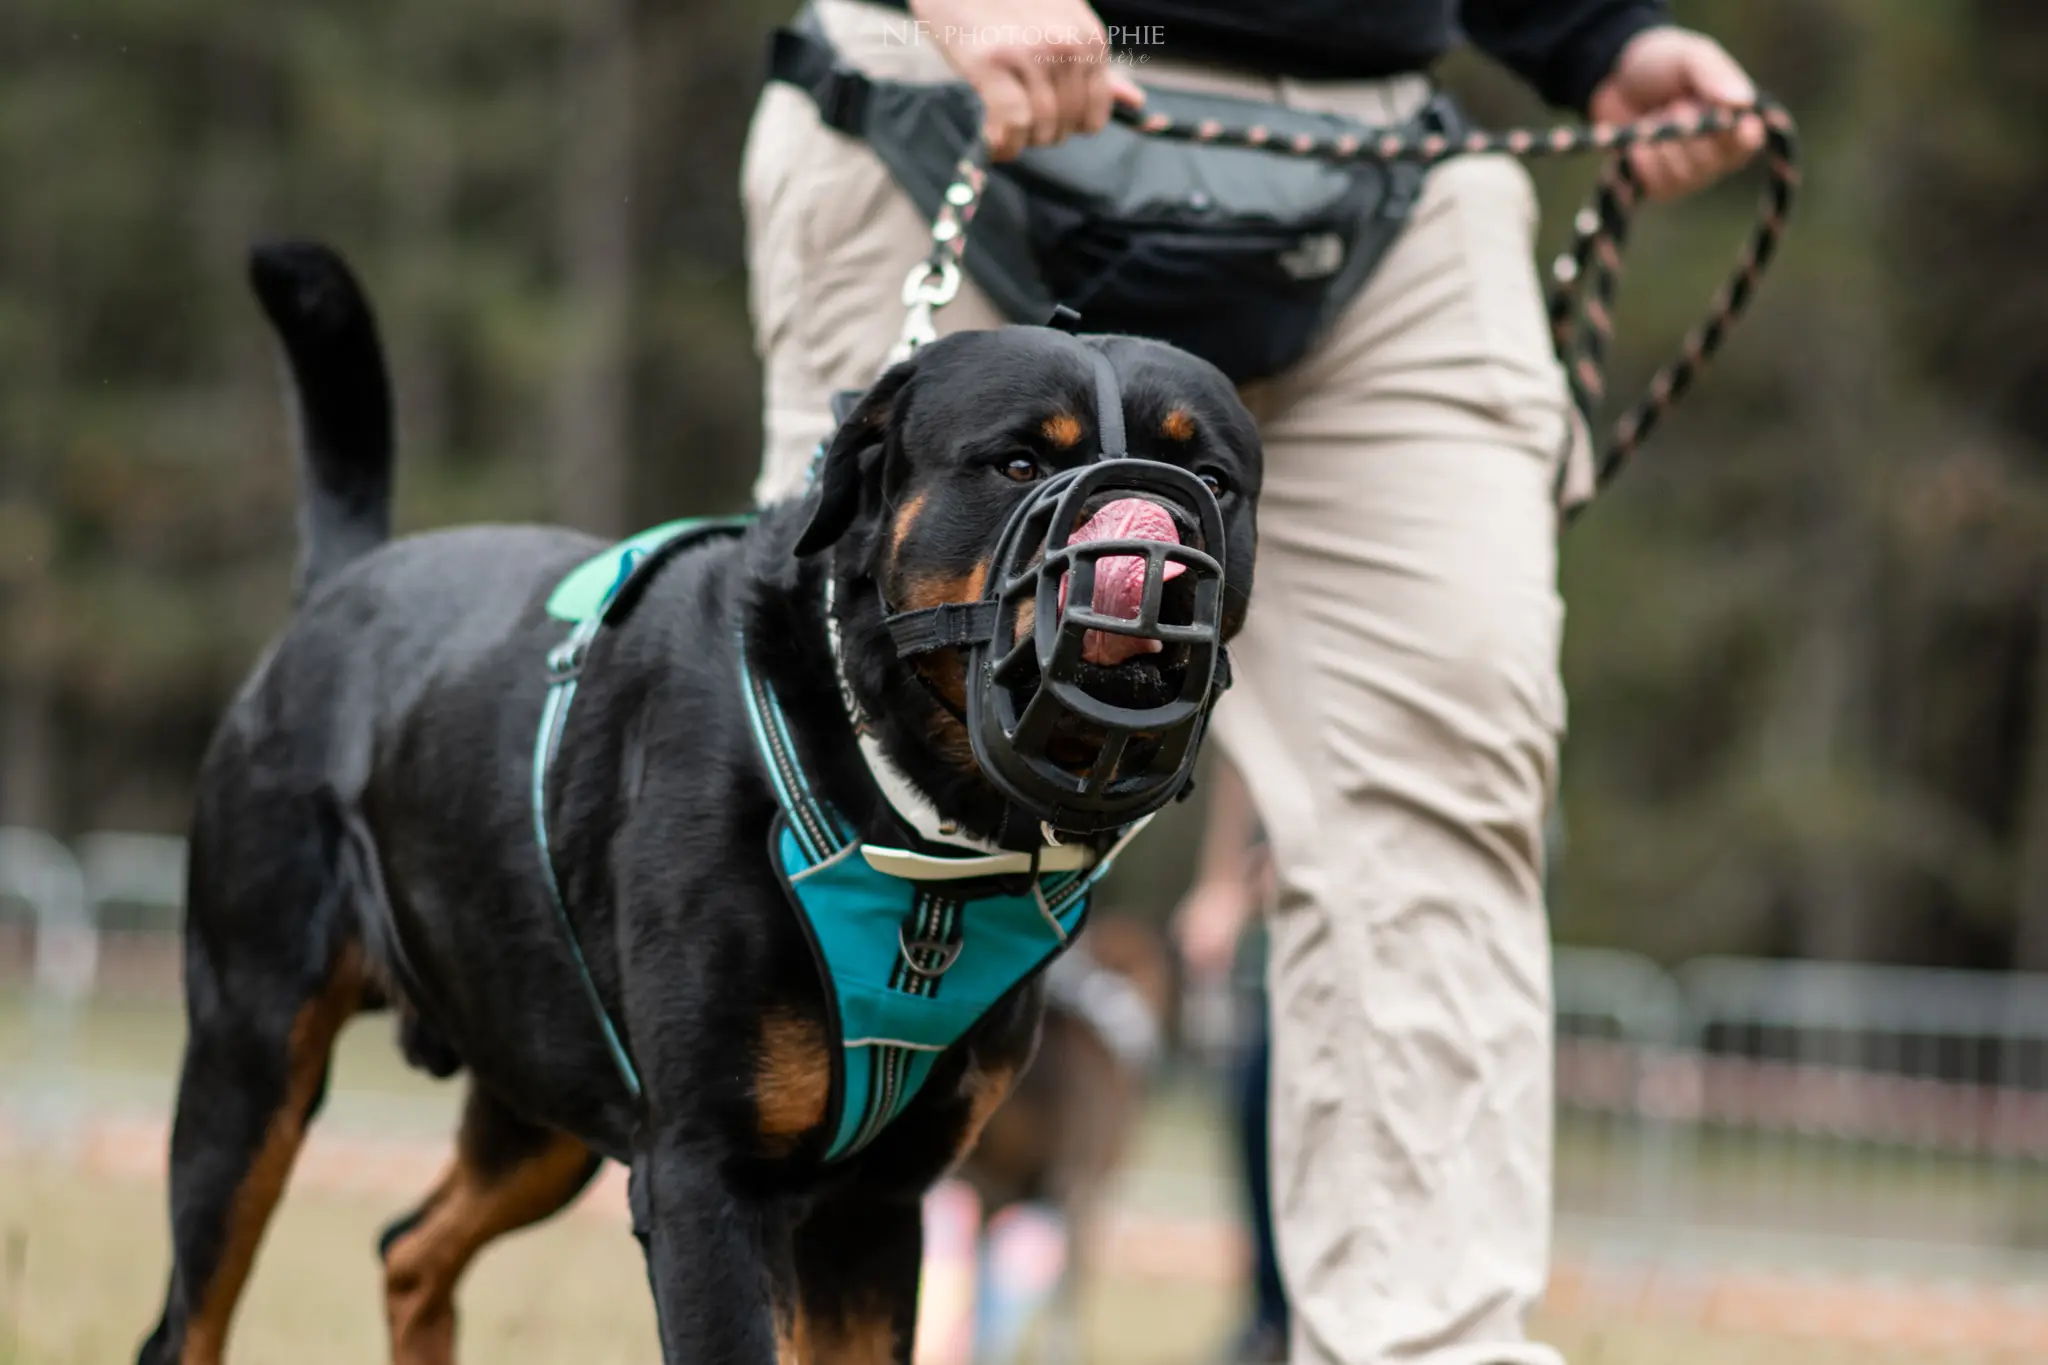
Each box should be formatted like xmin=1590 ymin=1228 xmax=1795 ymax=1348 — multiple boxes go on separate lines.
xmin=1550 ymin=950 xmax=2048 ymax=1275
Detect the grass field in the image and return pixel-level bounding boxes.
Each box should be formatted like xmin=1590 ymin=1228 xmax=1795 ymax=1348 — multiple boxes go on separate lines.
xmin=5 ymin=990 xmax=2047 ymax=1364
xmin=18 ymin=992 xmax=2046 ymax=1247
xmin=2 ymin=1157 xmax=2030 ymax=1365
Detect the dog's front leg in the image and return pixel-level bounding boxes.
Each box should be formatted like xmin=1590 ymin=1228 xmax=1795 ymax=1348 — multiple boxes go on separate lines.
xmin=789 ymin=1190 xmax=925 ymax=1364
xmin=628 ymin=1135 xmax=789 ymax=1363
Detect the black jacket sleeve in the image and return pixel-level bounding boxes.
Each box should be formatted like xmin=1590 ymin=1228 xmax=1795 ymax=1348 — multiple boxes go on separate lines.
xmin=1460 ymin=0 xmax=1670 ymax=112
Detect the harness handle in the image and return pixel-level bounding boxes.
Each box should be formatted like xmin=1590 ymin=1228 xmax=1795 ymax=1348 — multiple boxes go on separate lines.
xmin=898 ymin=97 xmax=1802 ymax=514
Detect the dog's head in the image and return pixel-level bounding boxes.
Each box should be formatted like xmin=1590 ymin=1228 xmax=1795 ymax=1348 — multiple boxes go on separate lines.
xmin=795 ymin=327 xmax=1262 ymax=845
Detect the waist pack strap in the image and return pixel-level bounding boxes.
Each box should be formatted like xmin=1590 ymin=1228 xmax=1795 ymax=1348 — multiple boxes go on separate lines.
xmin=763 ymin=12 xmax=1458 ymax=387
xmin=769 ymin=20 xmax=871 ymax=136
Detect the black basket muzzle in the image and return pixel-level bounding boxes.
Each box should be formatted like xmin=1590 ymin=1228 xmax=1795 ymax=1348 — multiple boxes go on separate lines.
xmin=886 ymin=456 xmax=1230 ymax=838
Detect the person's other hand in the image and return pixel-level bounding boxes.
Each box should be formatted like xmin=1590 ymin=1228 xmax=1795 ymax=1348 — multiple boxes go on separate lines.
xmin=1173 ymin=881 xmax=1252 ymax=981
xmin=1589 ymin=27 xmax=1766 ymax=202
xmin=907 ymin=0 xmax=1144 ymax=161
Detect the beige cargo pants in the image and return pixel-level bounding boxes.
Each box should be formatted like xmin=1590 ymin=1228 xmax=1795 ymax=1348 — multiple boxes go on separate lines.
xmin=743 ymin=5 xmax=1587 ymax=1362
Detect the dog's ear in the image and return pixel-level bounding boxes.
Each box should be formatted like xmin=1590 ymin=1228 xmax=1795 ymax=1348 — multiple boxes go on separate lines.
xmin=794 ymin=359 xmax=918 ymax=558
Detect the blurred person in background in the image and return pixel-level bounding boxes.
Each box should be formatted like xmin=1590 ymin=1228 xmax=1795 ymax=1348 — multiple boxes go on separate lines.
xmin=1173 ymin=755 xmax=1288 ymax=1365
xmin=741 ymin=2 xmax=1760 ymax=1361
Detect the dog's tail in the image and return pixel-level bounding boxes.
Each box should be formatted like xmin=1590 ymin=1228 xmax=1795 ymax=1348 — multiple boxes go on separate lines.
xmin=247 ymin=241 xmax=395 ymax=599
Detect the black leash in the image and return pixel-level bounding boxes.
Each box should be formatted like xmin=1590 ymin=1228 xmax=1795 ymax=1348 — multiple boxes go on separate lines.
xmin=896 ymin=98 xmax=1802 ymax=517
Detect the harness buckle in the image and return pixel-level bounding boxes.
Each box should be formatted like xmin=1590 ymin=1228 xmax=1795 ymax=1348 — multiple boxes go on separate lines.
xmin=547 ymin=625 xmax=597 ymax=681
xmin=899 ymin=927 xmax=963 ymax=979
xmin=548 ymin=617 xmax=604 ymax=681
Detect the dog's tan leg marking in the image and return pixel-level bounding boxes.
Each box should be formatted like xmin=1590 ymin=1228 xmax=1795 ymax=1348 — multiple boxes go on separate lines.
xmin=181 ymin=946 xmax=365 ymax=1365
xmin=807 ymin=1304 xmax=899 ymax=1365
xmin=756 ymin=1011 xmax=832 ymax=1150
xmin=382 ymin=1121 xmax=598 ymax=1365
xmin=776 ymin=1300 xmax=813 ymax=1365
xmin=779 ymin=1297 xmax=894 ymax=1365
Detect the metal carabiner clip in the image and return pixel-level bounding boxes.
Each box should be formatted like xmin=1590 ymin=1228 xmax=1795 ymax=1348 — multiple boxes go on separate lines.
xmin=887 ymin=257 xmax=962 ymax=364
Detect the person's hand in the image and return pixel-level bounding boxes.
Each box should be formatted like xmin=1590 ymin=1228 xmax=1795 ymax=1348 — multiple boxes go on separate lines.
xmin=907 ymin=0 xmax=1144 ymax=161
xmin=1173 ymin=880 xmax=1252 ymax=982
xmin=1589 ymin=28 xmax=1766 ymax=202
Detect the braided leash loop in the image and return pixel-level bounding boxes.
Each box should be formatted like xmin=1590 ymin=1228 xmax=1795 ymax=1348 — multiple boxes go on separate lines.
xmin=903 ymin=97 xmax=1800 ymax=508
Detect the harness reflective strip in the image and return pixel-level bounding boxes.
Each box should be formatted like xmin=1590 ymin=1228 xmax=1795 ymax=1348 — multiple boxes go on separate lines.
xmin=886 ymin=891 xmax=926 ymax=992
xmin=743 ymin=633 xmax=897 ymax=1160
xmin=892 ymin=890 xmax=956 ymax=998
xmin=925 ymin=899 xmax=961 ymax=994
xmin=529 ymin=516 xmax=778 ymax=1115
xmin=787 ymin=840 xmax=863 ymax=884
xmin=529 ymin=518 xmax=752 ymax=1106
xmin=852 ymin=887 xmax=956 ymax=1153
xmin=764 ymin=672 xmax=850 ymax=854
xmin=742 ymin=633 xmax=980 ymax=1162
xmin=863 ymin=891 xmax=961 ymax=1150
xmin=531 ymin=615 xmax=644 ymax=1101
xmin=1045 ymin=875 xmax=1087 ymax=922
xmin=789 ymin=830 xmax=950 ymax=1160
xmin=854 ymin=1047 xmax=908 ymax=1153
xmin=740 ymin=655 xmax=836 ymax=863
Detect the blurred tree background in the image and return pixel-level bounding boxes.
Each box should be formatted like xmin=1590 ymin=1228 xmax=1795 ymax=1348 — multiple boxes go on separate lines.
xmin=0 ymin=0 xmax=2042 ymax=970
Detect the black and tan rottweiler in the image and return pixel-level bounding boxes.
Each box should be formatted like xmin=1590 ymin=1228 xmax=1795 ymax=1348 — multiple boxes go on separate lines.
xmin=135 ymin=242 xmax=1260 ymax=1365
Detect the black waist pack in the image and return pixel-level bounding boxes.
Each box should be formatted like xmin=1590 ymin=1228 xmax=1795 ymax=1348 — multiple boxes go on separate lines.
xmin=769 ymin=18 xmax=1461 ymax=385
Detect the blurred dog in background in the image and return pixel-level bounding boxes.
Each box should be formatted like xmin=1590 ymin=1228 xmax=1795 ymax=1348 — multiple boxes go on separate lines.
xmin=919 ymin=914 xmax=1176 ymax=1365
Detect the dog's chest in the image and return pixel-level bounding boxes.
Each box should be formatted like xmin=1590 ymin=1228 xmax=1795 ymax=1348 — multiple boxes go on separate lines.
xmin=536 ymin=519 xmax=1112 ymax=1167
xmin=763 ymin=815 xmax=1091 ymax=1164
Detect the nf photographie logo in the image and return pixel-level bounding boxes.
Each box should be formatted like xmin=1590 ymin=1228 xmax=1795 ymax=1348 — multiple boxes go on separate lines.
xmin=881 ymin=20 xmax=1168 ymax=58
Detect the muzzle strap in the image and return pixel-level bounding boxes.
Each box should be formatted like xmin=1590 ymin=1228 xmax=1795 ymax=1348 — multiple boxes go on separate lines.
xmin=886 ymin=600 xmax=1001 ymax=658
xmin=1089 ymin=348 xmax=1127 ymax=458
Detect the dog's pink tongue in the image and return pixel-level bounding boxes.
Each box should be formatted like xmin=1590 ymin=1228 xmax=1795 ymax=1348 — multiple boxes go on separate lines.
xmin=1061 ymin=498 xmax=1186 ymax=667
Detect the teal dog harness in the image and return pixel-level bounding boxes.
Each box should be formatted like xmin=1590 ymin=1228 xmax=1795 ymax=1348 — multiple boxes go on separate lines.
xmin=533 ymin=520 xmax=1140 ymax=1161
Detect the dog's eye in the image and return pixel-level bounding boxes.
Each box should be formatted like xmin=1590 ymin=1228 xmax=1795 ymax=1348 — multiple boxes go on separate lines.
xmin=1198 ymin=469 xmax=1230 ymax=498
xmin=1001 ymin=457 xmax=1042 ymax=483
